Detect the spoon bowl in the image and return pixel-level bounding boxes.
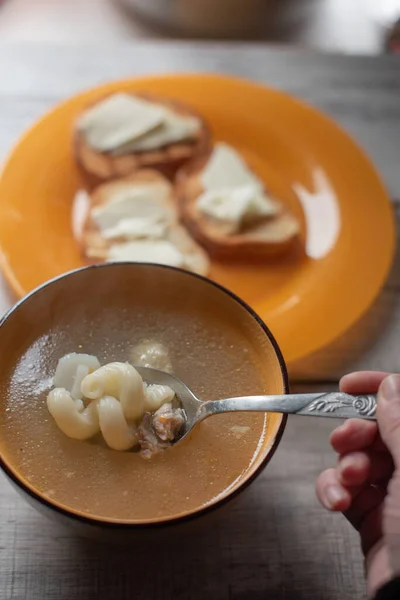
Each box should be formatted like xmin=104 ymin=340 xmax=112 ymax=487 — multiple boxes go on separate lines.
xmin=134 ymin=366 xmax=202 ymax=443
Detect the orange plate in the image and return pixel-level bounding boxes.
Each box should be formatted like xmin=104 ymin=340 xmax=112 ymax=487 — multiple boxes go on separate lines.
xmin=0 ymin=74 xmax=395 ymax=364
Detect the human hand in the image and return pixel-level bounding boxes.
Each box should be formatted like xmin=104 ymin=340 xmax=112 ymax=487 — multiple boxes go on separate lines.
xmin=316 ymin=372 xmax=400 ymax=598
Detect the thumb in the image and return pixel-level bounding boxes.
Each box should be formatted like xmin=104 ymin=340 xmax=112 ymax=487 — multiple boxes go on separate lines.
xmin=377 ymin=374 xmax=400 ymax=465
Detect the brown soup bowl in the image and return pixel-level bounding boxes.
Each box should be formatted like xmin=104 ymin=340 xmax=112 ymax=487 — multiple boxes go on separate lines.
xmin=0 ymin=263 xmax=288 ymax=541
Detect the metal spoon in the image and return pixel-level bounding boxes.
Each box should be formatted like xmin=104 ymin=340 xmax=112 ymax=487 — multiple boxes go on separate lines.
xmin=135 ymin=366 xmax=377 ymax=443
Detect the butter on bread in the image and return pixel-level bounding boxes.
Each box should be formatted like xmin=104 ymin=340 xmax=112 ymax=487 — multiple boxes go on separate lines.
xmin=176 ymin=144 xmax=300 ymax=260
xmin=74 ymin=92 xmax=211 ymax=185
xmin=79 ymin=170 xmax=210 ymax=276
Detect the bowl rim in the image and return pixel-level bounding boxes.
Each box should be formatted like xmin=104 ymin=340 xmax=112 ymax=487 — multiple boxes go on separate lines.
xmin=0 ymin=262 xmax=289 ymax=529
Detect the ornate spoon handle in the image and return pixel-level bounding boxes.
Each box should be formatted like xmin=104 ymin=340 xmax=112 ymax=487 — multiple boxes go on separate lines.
xmin=200 ymin=393 xmax=377 ymax=420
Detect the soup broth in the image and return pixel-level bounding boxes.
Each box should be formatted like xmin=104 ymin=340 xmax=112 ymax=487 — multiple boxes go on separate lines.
xmin=0 ymin=266 xmax=284 ymax=523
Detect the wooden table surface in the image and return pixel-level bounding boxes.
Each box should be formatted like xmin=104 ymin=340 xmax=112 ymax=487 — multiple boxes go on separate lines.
xmin=0 ymin=43 xmax=399 ymax=599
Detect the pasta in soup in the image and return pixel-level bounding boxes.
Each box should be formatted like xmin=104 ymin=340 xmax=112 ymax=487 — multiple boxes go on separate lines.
xmin=46 ymin=353 xmax=184 ymax=455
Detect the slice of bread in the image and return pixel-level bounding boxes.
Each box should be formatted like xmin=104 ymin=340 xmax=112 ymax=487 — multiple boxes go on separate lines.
xmin=74 ymin=93 xmax=211 ymax=187
xmin=176 ymin=155 xmax=300 ymax=261
xmin=79 ymin=170 xmax=210 ymax=277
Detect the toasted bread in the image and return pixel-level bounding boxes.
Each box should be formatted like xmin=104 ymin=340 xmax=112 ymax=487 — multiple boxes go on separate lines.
xmin=74 ymin=93 xmax=211 ymax=187
xmin=79 ymin=170 xmax=210 ymax=276
xmin=176 ymin=155 xmax=300 ymax=261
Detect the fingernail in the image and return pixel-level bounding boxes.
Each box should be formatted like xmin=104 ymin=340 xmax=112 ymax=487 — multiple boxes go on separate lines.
xmin=324 ymin=486 xmax=345 ymax=509
xmin=338 ymin=456 xmax=352 ymax=476
xmin=380 ymin=374 xmax=400 ymax=401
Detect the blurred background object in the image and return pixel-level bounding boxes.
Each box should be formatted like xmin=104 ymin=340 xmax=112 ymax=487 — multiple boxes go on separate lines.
xmin=386 ymin=18 xmax=400 ymax=52
xmin=0 ymin=0 xmax=399 ymax=54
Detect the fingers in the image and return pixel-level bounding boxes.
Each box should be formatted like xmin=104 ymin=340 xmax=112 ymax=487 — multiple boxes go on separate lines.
xmin=335 ymin=370 xmax=389 ymax=455
xmin=316 ymin=468 xmax=352 ymax=511
xmin=316 ymin=451 xmax=393 ymax=511
xmin=383 ymin=475 xmax=400 ymax=569
xmin=344 ymin=488 xmax=384 ymax=555
xmin=377 ymin=375 xmax=400 ymax=466
xmin=330 ymin=419 xmax=378 ymax=455
xmin=340 ymin=371 xmax=390 ymax=394
xmin=316 ymin=461 xmax=386 ymax=555
xmin=338 ymin=451 xmax=393 ymax=487
xmin=317 ymin=370 xmax=398 ymax=560
xmin=338 ymin=451 xmax=370 ymax=486
xmin=344 ymin=486 xmax=383 ymax=529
